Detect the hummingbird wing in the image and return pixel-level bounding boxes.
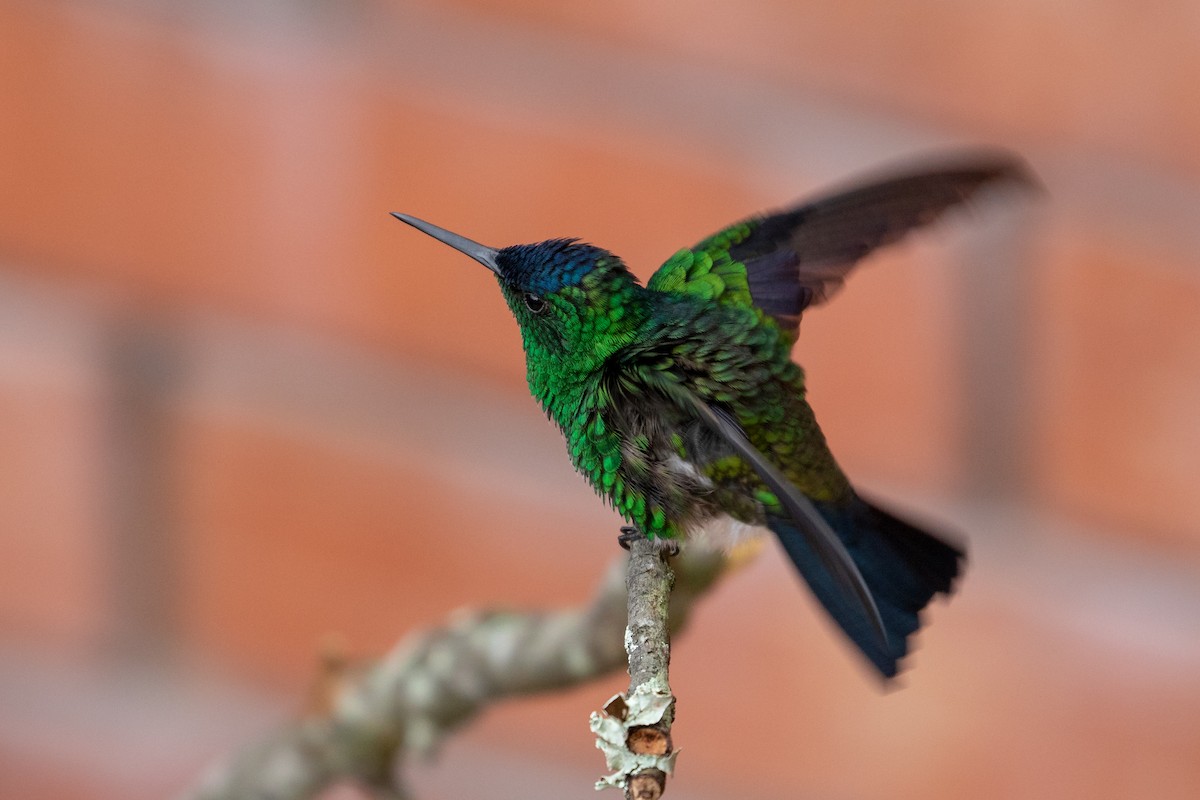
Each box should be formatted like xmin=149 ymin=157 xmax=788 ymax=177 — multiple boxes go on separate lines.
xmin=637 ymin=368 xmax=888 ymax=650
xmin=647 ymin=151 xmax=1036 ymax=335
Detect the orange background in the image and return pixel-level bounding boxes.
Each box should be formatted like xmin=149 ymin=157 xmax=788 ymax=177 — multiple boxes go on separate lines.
xmin=2 ymin=2 xmax=1199 ymax=798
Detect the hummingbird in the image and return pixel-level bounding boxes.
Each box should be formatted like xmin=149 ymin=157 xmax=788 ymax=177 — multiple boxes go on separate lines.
xmin=393 ymin=152 xmax=1033 ymax=679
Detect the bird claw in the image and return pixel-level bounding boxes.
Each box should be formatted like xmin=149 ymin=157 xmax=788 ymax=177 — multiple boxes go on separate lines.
xmin=618 ymin=526 xmax=680 ymax=559
xmin=617 ymin=526 xmax=642 ymax=550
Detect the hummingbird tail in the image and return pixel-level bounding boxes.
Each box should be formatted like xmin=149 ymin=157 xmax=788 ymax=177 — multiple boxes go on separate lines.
xmin=768 ymin=496 xmax=965 ymax=679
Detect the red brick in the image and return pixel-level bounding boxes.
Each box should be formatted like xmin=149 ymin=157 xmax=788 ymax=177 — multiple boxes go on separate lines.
xmin=1033 ymin=233 xmax=1200 ymax=550
xmin=440 ymin=0 xmax=1200 ymax=178
xmin=175 ymin=412 xmax=622 ymax=683
xmin=801 ymin=242 xmax=966 ymax=492
xmin=0 ymin=2 xmax=762 ymax=394
xmin=0 ymin=753 xmax=98 ymax=800
xmin=0 ymin=303 xmax=109 ymax=651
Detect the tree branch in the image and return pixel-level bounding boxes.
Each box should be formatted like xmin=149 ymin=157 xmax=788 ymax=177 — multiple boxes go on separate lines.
xmin=183 ymin=545 xmax=727 ymax=800
xmin=591 ymin=537 xmax=679 ymax=799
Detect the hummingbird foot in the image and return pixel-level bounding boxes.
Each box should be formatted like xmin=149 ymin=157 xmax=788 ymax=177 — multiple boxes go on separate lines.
xmin=617 ymin=526 xmax=642 ymax=550
xmin=618 ymin=526 xmax=680 ymax=558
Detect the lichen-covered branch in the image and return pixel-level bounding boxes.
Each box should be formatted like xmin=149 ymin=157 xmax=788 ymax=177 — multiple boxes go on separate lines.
xmin=625 ymin=538 xmax=677 ymax=696
xmin=183 ymin=545 xmax=727 ymax=800
xmin=591 ymin=537 xmax=679 ymax=799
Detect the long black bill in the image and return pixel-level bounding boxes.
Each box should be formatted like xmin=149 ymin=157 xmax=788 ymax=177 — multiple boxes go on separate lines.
xmin=390 ymin=212 xmax=502 ymax=275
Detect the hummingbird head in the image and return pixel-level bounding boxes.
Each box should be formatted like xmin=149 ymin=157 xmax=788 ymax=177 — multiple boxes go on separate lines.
xmin=392 ymin=213 xmax=641 ymax=369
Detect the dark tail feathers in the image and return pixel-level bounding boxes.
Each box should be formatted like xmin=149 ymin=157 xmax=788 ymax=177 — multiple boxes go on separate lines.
xmin=769 ymin=495 xmax=964 ymax=679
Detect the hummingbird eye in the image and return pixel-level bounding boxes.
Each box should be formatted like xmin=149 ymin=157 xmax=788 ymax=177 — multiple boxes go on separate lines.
xmin=523 ymin=292 xmax=547 ymax=314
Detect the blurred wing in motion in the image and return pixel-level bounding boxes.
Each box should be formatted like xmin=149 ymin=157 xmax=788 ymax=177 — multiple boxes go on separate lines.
xmin=648 ymin=151 xmax=1038 ymax=335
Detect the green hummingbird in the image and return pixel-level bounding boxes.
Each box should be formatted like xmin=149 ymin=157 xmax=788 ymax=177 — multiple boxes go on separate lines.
xmin=393 ymin=152 xmax=1032 ymax=679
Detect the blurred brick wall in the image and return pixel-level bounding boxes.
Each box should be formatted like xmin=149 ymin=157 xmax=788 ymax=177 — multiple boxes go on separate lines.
xmin=1 ymin=1 xmax=1199 ymax=799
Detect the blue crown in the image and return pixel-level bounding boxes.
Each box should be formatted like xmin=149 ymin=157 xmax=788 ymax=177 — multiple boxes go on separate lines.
xmin=496 ymin=239 xmax=612 ymax=295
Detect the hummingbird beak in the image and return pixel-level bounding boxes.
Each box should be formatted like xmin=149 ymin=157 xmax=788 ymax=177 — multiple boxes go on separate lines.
xmin=390 ymin=212 xmax=502 ymax=276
